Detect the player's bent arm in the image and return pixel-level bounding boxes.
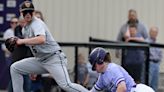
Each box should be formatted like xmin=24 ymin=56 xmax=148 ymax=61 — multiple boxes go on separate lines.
xmin=16 ymin=35 xmax=46 ymax=45
xmin=116 ymin=81 xmax=127 ymax=92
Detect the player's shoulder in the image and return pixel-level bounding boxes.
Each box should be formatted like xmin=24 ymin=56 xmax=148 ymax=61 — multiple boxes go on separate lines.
xmin=108 ymin=63 xmax=118 ymax=68
xmin=102 ymin=63 xmax=119 ymax=79
xmin=31 ymin=17 xmax=44 ymax=28
xmin=106 ymin=63 xmax=121 ymax=73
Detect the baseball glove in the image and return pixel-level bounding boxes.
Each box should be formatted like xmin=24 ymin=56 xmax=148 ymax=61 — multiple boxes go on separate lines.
xmin=5 ymin=37 xmax=18 ymax=52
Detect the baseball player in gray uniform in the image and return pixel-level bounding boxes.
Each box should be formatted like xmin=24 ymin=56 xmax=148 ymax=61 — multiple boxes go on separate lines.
xmin=10 ymin=1 xmax=89 ymax=92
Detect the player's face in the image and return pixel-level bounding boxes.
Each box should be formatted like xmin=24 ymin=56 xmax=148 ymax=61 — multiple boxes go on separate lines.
xmin=95 ymin=63 xmax=105 ymax=73
xmin=21 ymin=10 xmax=34 ymax=23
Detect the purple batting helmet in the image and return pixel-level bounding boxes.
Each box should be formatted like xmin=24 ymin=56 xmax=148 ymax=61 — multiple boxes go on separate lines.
xmin=89 ymin=47 xmax=109 ymax=70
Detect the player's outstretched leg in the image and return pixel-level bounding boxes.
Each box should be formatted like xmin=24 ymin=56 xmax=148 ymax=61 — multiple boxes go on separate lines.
xmin=44 ymin=53 xmax=89 ymax=92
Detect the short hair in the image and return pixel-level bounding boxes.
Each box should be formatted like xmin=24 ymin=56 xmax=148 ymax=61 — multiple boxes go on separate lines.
xmin=129 ymin=9 xmax=137 ymax=14
xmin=104 ymin=53 xmax=111 ymax=63
xmin=129 ymin=23 xmax=137 ymax=29
xmin=10 ymin=17 xmax=18 ymax=22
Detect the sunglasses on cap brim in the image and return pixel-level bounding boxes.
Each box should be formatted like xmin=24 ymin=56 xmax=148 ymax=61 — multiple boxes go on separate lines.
xmin=22 ymin=10 xmax=34 ymax=15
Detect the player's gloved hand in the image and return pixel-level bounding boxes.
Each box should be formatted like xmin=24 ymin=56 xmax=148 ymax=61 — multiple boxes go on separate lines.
xmin=5 ymin=37 xmax=18 ymax=52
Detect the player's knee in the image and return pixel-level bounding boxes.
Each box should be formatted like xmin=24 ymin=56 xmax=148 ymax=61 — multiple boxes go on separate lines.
xmin=10 ymin=63 xmax=17 ymax=74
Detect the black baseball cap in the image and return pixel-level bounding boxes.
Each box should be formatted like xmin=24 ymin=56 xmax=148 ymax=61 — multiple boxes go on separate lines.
xmin=19 ymin=1 xmax=35 ymax=12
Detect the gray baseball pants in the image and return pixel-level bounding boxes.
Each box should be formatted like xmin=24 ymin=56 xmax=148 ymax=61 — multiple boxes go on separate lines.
xmin=10 ymin=52 xmax=89 ymax=92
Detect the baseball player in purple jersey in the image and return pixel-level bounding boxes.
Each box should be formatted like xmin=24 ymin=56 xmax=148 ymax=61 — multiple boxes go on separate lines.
xmin=10 ymin=1 xmax=89 ymax=92
xmin=89 ymin=47 xmax=155 ymax=92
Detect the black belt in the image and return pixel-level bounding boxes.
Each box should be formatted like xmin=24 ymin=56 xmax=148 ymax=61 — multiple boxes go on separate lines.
xmin=54 ymin=50 xmax=62 ymax=54
xmin=41 ymin=50 xmax=62 ymax=61
xmin=150 ymin=59 xmax=159 ymax=63
xmin=132 ymin=85 xmax=136 ymax=88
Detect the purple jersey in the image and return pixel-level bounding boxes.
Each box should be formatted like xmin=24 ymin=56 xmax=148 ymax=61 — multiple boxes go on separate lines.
xmin=94 ymin=63 xmax=136 ymax=92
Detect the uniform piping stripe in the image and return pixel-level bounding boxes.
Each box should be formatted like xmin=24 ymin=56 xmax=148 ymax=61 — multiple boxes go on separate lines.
xmin=116 ymin=77 xmax=125 ymax=86
xmin=58 ymin=54 xmax=81 ymax=92
xmin=95 ymin=84 xmax=102 ymax=91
